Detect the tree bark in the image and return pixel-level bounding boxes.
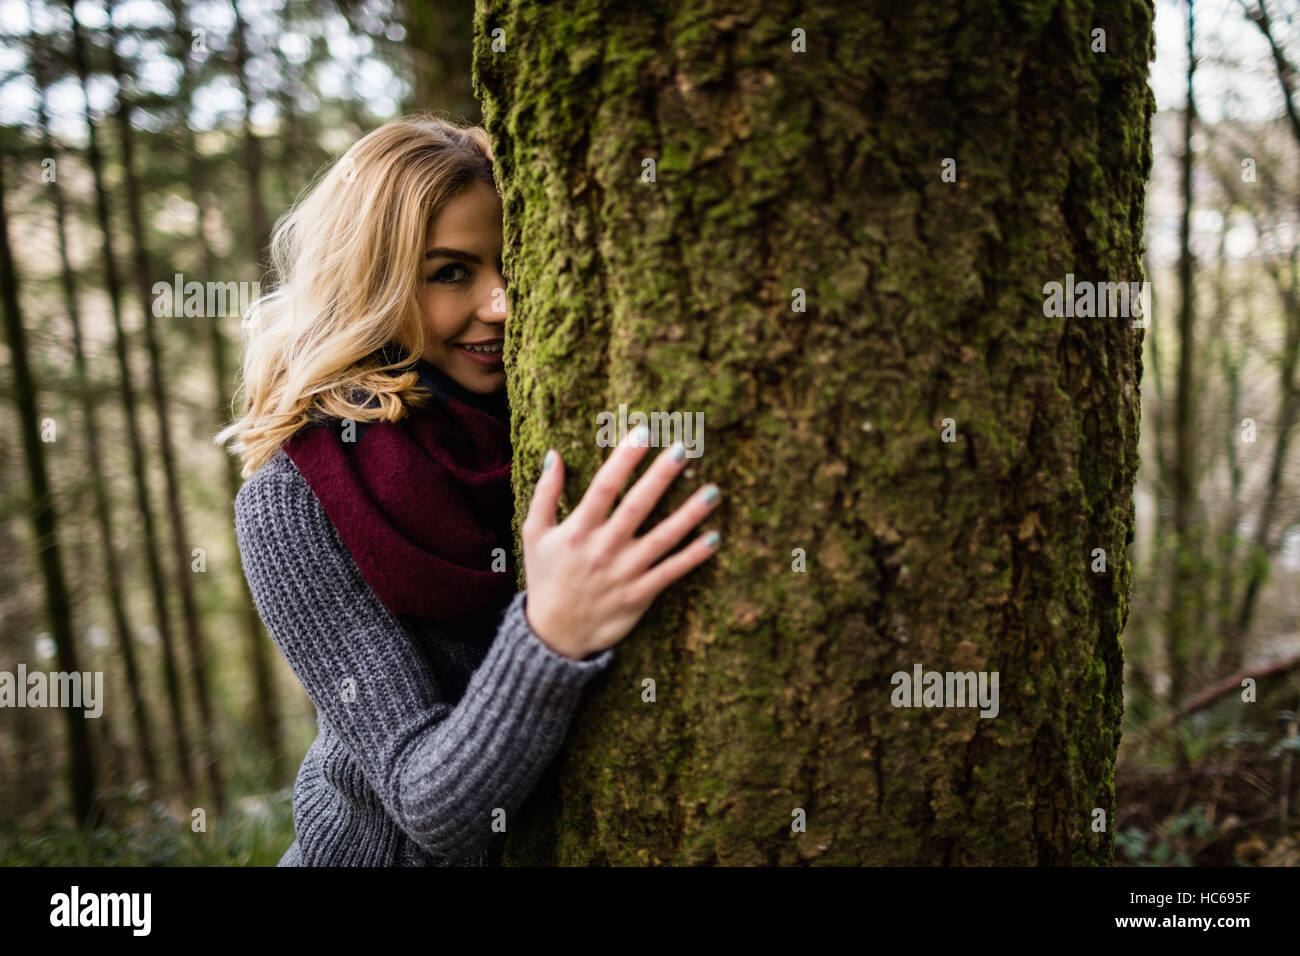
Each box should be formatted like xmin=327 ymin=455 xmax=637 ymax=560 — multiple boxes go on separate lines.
xmin=478 ymin=1 xmax=1153 ymax=864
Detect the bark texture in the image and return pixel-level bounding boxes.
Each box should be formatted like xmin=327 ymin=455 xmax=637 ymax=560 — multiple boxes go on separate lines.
xmin=476 ymin=0 xmax=1152 ymax=865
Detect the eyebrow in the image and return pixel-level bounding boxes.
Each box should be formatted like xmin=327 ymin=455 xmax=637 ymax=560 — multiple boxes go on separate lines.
xmin=424 ymin=246 xmax=502 ymax=264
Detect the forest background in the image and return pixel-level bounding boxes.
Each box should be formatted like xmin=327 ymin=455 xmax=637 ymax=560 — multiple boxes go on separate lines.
xmin=0 ymin=0 xmax=1297 ymax=866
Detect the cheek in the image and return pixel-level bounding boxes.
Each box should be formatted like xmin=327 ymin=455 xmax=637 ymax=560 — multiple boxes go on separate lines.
xmin=419 ymin=293 xmax=451 ymax=343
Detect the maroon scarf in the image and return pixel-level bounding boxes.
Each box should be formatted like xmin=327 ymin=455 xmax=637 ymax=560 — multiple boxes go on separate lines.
xmin=283 ymin=346 xmax=515 ymax=622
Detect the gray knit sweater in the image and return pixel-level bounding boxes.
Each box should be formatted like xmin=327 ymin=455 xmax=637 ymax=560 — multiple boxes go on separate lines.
xmin=234 ymin=447 xmax=615 ymax=866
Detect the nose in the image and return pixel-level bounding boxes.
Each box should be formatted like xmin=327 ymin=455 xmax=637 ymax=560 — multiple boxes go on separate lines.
xmin=477 ymin=264 xmax=508 ymax=327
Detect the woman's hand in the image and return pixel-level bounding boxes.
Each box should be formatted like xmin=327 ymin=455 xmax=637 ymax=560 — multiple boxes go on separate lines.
xmin=521 ymin=425 xmax=721 ymax=660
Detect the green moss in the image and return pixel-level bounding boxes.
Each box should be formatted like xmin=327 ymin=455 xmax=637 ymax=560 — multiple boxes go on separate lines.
xmin=481 ymin=0 xmax=1150 ymax=866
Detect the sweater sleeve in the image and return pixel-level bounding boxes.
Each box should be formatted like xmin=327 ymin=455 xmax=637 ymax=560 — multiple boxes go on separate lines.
xmin=234 ymin=453 xmax=614 ymax=861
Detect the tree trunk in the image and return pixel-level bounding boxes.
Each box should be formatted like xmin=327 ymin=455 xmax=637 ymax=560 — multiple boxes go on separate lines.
xmin=67 ymin=0 xmax=197 ymax=799
xmin=229 ymin=0 xmax=273 ymax=267
xmin=167 ymin=0 xmax=287 ymax=787
xmin=30 ymin=17 xmax=159 ymax=789
xmin=403 ymin=0 xmax=480 ymax=121
xmin=1229 ymin=0 xmax=1300 ymax=664
xmin=269 ymin=1 xmax=303 ymax=209
xmin=478 ymin=0 xmax=1152 ymax=865
xmin=0 ymin=141 xmax=99 ymax=827
xmin=1167 ymin=0 xmax=1199 ymax=720
xmin=105 ymin=3 xmax=225 ymax=814
xmin=1232 ymin=267 xmax=1300 ymax=654
xmin=1213 ymin=238 xmax=1242 ymax=672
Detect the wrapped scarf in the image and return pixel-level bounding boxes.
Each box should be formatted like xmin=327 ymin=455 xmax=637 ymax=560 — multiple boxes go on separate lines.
xmin=282 ymin=344 xmax=515 ymax=623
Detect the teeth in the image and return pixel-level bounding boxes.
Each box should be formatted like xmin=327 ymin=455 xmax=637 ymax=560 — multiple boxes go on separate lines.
xmin=462 ymin=342 xmax=503 ymax=353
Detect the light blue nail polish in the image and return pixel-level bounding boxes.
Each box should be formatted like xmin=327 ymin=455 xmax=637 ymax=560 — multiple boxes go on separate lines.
xmin=704 ymin=531 xmax=721 ymax=549
xmin=702 ymin=484 xmax=719 ymax=503
xmin=542 ymin=450 xmax=555 ymax=471
xmin=631 ymin=425 xmax=650 ymax=446
xmin=670 ymin=443 xmax=686 ymax=462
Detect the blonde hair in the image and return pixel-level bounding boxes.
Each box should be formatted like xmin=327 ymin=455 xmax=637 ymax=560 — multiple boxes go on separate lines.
xmin=214 ymin=114 xmax=497 ymax=478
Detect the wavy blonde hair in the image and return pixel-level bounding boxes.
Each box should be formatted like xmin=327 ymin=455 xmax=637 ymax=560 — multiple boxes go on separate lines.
xmin=214 ymin=114 xmax=497 ymax=478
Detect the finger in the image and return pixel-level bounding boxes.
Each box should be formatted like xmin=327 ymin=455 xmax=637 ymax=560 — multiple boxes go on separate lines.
xmin=569 ymin=425 xmax=653 ymax=532
xmin=522 ymin=448 xmax=563 ymax=540
xmin=628 ymin=530 xmax=720 ymax=604
xmin=622 ymin=483 xmax=720 ymax=573
xmin=603 ymin=442 xmax=688 ymax=541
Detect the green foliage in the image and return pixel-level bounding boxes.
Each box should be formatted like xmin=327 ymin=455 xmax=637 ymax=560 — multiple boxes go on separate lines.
xmin=0 ymin=785 xmax=294 ymax=867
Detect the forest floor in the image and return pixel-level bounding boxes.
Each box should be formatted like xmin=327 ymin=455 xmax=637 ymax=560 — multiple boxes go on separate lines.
xmin=0 ymin=785 xmax=294 ymax=866
xmin=1116 ymin=738 xmax=1300 ymax=866
xmin=6 ymin=740 xmax=1298 ymax=866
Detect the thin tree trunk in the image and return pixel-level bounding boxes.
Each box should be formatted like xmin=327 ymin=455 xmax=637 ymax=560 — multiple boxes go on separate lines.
xmin=402 ymin=0 xmax=479 ymax=119
xmin=0 ymin=428 xmax=43 ymax=817
xmin=67 ymin=0 xmax=196 ymax=799
xmin=1209 ymin=130 xmax=1299 ymax=672
xmin=229 ymin=0 xmax=272 ymax=267
xmin=270 ymin=0 xmax=308 ymax=207
xmin=29 ymin=9 xmax=158 ymax=789
xmin=166 ymin=0 xmax=286 ymax=785
xmin=1212 ymin=228 xmax=1242 ymax=671
xmin=1168 ymin=0 xmax=1199 ymax=722
xmin=1145 ymin=252 xmax=1168 ymax=489
xmin=480 ymin=0 xmax=1151 ymax=864
xmin=104 ymin=2 xmax=225 ymax=814
xmin=1237 ymin=0 xmax=1300 ymax=669
xmin=1139 ymin=250 xmax=1170 ymax=707
xmin=0 ymin=140 xmax=99 ymax=828
xmin=1233 ymin=258 xmax=1300 ymax=652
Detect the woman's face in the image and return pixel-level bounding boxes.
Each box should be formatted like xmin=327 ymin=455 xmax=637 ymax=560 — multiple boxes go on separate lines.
xmin=419 ymin=180 xmax=508 ymax=394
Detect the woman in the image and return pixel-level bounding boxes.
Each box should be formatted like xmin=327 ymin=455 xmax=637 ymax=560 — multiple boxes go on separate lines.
xmin=217 ymin=116 xmax=721 ymax=866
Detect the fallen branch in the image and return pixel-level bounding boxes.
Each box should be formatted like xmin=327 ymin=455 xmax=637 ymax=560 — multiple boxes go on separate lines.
xmin=1125 ymin=652 xmax=1300 ymax=745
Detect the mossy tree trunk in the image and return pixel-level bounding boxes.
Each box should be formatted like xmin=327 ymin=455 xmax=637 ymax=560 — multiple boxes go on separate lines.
xmin=476 ymin=1 xmax=1152 ymax=865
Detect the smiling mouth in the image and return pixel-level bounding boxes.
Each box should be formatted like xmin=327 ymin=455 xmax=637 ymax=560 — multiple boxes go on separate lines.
xmin=456 ymin=341 xmax=504 ymax=354
xmin=454 ymin=340 xmax=506 ymax=368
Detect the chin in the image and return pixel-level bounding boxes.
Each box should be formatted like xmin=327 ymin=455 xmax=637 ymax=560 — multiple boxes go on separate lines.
xmin=458 ymin=372 xmax=507 ymax=395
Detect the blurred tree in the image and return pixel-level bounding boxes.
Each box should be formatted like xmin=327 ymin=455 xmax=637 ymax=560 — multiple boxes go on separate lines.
xmin=105 ymin=0 xmax=225 ymax=813
xmin=166 ymin=0 xmax=286 ymax=785
xmin=1167 ymin=0 xmax=1200 ymax=739
xmin=402 ymin=0 xmax=480 ymax=121
xmin=0 ymin=137 xmax=99 ymax=827
xmin=67 ymin=0 xmax=198 ymax=800
xmin=227 ymin=0 xmax=272 ymax=267
xmin=29 ymin=2 xmax=159 ymax=789
xmin=1235 ymin=0 xmax=1300 ymax=666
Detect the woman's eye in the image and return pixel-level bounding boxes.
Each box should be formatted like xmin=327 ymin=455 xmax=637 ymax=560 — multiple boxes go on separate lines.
xmin=427 ymin=264 xmax=468 ymax=284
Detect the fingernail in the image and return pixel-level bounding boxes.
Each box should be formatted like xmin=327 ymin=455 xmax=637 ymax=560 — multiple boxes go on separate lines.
xmin=630 ymin=425 xmax=650 ymax=446
xmin=701 ymin=484 xmax=719 ymax=503
xmin=704 ymin=531 xmax=721 ymax=549
xmin=542 ymin=450 xmax=556 ymax=472
xmin=670 ymin=443 xmax=686 ymax=462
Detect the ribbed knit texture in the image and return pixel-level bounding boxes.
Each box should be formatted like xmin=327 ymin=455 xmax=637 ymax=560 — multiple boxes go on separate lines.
xmin=235 ymin=447 xmax=615 ymax=866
